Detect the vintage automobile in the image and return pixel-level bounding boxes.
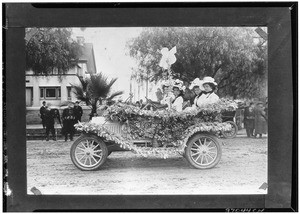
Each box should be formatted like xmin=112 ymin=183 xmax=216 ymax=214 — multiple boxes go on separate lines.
xmin=70 ymin=99 xmax=235 ymax=171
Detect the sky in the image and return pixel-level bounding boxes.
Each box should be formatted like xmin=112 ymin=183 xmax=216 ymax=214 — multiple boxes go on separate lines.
xmin=72 ymin=27 xmax=143 ymax=99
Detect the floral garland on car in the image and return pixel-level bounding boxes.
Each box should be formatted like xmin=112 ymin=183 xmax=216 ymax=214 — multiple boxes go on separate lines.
xmin=74 ymin=121 xmax=232 ymax=158
xmin=102 ymin=98 xmax=237 ymax=145
xmin=74 ymin=98 xmax=235 ymax=158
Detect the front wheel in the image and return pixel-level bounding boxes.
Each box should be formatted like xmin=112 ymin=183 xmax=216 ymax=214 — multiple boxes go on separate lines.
xmin=185 ymin=133 xmax=222 ymax=169
xmin=221 ymin=121 xmax=238 ymax=139
xmin=70 ymin=135 xmax=108 ymax=171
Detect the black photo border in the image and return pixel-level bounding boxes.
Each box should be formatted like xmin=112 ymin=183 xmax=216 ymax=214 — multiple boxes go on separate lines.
xmin=4 ymin=2 xmax=298 ymax=211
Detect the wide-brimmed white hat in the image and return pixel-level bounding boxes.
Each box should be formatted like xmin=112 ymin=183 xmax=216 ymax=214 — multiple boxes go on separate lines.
xmin=189 ymin=78 xmax=204 ymax=91
xmin=172 ymin=79 xmax=186 ymax=91
xmin=202 ymin=76 xmax=218 ymax=86
xmin=161 ymin=80 xmax=171 ymax=89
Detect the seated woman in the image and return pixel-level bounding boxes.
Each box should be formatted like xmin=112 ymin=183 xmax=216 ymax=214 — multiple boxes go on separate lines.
xmin=160 ymin=80 xmax=175 ymax=109
xmin=171 ymin=79 xmax=185 ymax=112
xmin=145 ymin=80 xmax=175 ymax=110
xmin=185 ymin=78 xmax=204 ymax=111
xmin=197 ymin=76 xmax=219 ymax=106
xmin=184 ymin=76 xmax=219 ymax=111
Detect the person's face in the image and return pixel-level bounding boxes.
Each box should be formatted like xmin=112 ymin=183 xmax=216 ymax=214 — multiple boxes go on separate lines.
xmin=75 ymin=103 xmax=78 ymax=106
xmin=203 ymin=84 xmax=212 ymax=92
xmin=43 ymin=102 xmax=46 ymax=106
xmin=173 ymin=88 xmax=180 ymax=97
xmin=193 ymin=87 xmax=201 ymax=95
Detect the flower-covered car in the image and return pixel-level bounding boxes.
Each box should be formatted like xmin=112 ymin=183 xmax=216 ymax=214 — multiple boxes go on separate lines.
xmin=71 ymin=98 xmax=237 ymax=171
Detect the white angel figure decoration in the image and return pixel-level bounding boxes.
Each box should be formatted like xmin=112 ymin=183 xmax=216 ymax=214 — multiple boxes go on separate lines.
xmin=158 ymin=46 xmax=177 ymax=70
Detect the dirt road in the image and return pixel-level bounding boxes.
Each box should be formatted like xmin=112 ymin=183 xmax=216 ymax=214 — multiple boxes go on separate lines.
xmin=27 ymin=135 xmax=267 ymax=195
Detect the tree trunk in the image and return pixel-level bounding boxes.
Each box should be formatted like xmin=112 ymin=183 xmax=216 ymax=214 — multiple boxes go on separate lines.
xmin=89 ymin=99 xmax=98 ymax=121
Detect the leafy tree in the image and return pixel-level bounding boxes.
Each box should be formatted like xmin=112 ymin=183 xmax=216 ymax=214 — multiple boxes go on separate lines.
xmin=72 ymin=73 xmax=124 ymax=120
xmin=127 ymin=27 xmax=267 ymax=99
xmin=25 ymin=28 xmax=82 ymax=75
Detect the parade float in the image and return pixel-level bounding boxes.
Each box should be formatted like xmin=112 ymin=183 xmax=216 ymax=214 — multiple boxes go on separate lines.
xmin=70 ymin=46 xmax=238 ymax=171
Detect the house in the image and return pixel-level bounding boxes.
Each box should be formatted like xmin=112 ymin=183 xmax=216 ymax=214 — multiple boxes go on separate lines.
xmin=25 ymin=37 xmax=97 ymax=108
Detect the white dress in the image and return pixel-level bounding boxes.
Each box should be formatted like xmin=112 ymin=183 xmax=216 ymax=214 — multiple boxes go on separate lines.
xmin=184 ymin=92 xmax=219 ymax=111
xmin=192 ymin=94 xmax=202 ymax=108
xmin=160 ymin=92 xmax=175 ymax=109
xmin=171 ymin=96 xmax=184 ymax=112
xmin=196 ymin=92 xmax=219 ymax=107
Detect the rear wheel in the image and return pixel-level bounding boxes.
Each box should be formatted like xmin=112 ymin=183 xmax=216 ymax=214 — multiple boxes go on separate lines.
xmin=185 ymin=133 xmax=222 ymax=169
xmin=70 ymin=135 xmax=108 ymax=171
xmin=221 ymin=121 xmax=238 ymax=139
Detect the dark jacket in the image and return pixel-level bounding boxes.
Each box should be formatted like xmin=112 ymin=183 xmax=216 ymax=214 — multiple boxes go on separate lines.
xmin=44 ymin=109 xmax=61 ymax=126
xmin=244 ymin=106 xmax=255 ymax=129
xmin=40 ymin=106 xmax=47 ymax=119
xmin=62 ymin=108 xmax=76 ymax=121
xmin=73 ymin=106 xmax=83 ymax=120
xmin=254 ymin=106 xmax=267 ymax=134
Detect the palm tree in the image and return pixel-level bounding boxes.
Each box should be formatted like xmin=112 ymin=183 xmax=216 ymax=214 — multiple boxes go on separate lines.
xmin=72 ymin=73 xmax=123 ymax=120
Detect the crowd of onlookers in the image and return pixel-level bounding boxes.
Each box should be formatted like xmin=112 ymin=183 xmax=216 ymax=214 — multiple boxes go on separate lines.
xmin=39 ymin=101 xmax=83 ymax=141
xmin=243 ymin=100 xmax=268 ymax=138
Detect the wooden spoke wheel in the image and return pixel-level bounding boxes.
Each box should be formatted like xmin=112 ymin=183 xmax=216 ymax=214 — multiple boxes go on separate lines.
xmin=221 ymin=121 xmax=238 ymax=139
xmin=185 ymin=133 xmax=222 ymax=169
xmin=70 ymin=135 xmax=108 ymax=171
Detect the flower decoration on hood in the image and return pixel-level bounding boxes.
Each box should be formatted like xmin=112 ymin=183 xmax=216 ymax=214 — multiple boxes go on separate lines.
xmin=158 ymin=46 xmax=177 ymax=70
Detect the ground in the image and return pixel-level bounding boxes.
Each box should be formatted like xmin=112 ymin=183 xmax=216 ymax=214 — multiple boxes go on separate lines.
xmin=27 ymin=134 xmax=267 ymax=195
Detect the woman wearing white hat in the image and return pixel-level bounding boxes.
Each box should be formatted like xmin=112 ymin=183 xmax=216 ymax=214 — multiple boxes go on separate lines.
xmin=196 ymin=76 xmax=219 ymax=107
xmin=170 ymin=79 xmax=186 ymax=112
xmin=188 ymin=78 xmax=205 ymax=109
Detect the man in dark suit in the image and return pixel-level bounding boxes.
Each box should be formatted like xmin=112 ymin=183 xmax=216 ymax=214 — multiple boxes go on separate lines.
xmin=44 ymin=107 xmax=61 ymax=141
xmin=244 ymin=102 xmax=255 ymax=137
xmin=39 ymin=101 xmax=47 ymax=129
xmin=62 ymin=103 xmax=76 ymax=141
xmin=73 ymin=101 xmax=83 ymax=122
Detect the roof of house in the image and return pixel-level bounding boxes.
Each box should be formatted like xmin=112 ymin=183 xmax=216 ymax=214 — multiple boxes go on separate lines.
xmin=79 ymin=43 xmax=97 ymax=74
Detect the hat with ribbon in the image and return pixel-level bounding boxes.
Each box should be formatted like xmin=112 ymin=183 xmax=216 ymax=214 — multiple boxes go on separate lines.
xmin=172 ymin=79 xmax=186 ymax=91
xmin=161 ymin=80 xmax=172 ymax=89
xmin=189 ymin=78 xmax=205 ymax=90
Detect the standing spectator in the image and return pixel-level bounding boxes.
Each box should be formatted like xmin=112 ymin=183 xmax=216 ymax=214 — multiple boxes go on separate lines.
xmin=254 ymin=102 xmax=267 ymax=138
xmin=73 ymin=101 xmax=83 ymax=122
xmin=44 ymin=107 xmax=61 ymax=141
xmin=39 ymin=101 xmax=47 ymax=129
xmin=244 ymin=102 xmax=255 ymax=137
xmin=62 ymin=103 xmax=76 ymax=141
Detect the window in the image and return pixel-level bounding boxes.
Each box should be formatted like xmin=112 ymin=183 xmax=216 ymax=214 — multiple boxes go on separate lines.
xmin=40 ymin=88 xmax=44 ymax=98
xmin=40 ymin=87 xmax=61 ymax=100
xmin=67 ymin=86 xmax=72 ymax=100
xmin=26 ymin=87 xmax=33 ymax=106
